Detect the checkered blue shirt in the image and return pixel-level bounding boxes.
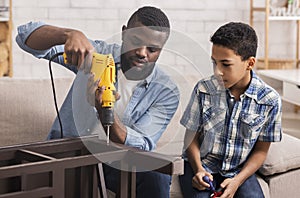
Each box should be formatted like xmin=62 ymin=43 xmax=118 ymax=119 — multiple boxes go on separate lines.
xmin=180 ymin=71 xmax=282 ymax=177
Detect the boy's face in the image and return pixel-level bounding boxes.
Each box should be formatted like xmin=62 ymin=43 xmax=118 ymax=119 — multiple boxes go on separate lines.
xmin=120 ymin=21 xmax=168 ymax=80
xmin=211 ymin=44 xmax=253 ymax=90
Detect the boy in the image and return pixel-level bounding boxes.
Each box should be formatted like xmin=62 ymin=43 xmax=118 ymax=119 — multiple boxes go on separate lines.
xmin=179 ymin=22 xmax=282 ymax=198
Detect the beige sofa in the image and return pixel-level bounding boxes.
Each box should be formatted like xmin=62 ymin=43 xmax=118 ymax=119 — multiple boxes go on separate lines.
xmin=0 ymin=77 xmax=300 ymax=198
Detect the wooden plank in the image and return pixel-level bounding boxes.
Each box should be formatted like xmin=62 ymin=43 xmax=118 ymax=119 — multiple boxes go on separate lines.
xmin=0 ymin=150 xmax=128 ymax=178
xmin=97 ymin=163 xmax=107 ymax=198
xmin=0 ymin=187 xmax=54 ymax=198
xmin=52 ymin=168 xmax=64 ymax=198
xmin=16 ymin=149 xmax=56 ymax=161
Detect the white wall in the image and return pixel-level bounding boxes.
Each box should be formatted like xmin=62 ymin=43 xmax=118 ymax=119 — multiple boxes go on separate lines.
xmin=10 ymin=0 xmax=296 ymax=78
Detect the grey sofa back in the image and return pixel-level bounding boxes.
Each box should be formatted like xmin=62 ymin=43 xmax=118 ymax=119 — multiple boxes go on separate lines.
xmin=0 ymin=77 xmax=73 ymax=147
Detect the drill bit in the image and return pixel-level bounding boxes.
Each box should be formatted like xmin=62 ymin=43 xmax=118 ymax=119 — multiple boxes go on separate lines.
xmin=106 ymin=125 xmax=110 ymax=145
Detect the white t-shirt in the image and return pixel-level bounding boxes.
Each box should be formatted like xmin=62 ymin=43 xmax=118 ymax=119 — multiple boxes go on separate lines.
xmin=114 ymin=71 xmax=141 ymax=120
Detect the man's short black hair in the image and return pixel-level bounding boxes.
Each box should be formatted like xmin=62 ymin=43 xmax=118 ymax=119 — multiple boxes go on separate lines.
xmin=210 ymin=22 xmax=258 ymax=61
xmin=127 ymin=6 xmax=170 ymax=35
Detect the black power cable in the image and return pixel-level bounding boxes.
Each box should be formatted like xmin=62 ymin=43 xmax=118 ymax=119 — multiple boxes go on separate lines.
xmin=48 ymin=52 xmax=64 ymax=139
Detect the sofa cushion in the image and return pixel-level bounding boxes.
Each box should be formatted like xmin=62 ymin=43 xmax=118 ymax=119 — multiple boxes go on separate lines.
xmin=259 ymin=133 xmax=300 ymax=176
xmin=266 ymin=168 xmax=300 ymax=198
xmin=0 ymin=77 xmax=73 ymax=147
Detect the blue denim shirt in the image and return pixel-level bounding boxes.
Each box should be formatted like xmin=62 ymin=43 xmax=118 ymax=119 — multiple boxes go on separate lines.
xmin=16 ymin=21 xmax=180 ymax=151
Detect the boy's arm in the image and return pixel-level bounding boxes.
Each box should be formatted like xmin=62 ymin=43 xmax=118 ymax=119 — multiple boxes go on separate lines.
xmin=220 ymin=141 xmax=271 ymax=197
xmin=185 ymin=130 xmax=212 ymax=190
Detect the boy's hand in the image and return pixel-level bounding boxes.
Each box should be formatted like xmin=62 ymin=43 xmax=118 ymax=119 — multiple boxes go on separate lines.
xmin=219 ymin=178 xmax=240 ymax=198
xmin=192 ymin=171 xmax=213 ymax=191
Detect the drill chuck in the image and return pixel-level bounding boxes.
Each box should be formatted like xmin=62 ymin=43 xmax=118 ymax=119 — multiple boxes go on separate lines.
xmin=101 ymin=108 xmax=114 ymax=126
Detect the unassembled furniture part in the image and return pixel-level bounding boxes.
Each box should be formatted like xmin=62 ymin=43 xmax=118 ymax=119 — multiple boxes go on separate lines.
xmin=0 ymin=135 xmax=183 ymax=198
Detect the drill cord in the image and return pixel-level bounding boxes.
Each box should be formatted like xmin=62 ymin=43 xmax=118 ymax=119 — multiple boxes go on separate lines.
xmin=49 ymin=52 xmax=64 ymax=139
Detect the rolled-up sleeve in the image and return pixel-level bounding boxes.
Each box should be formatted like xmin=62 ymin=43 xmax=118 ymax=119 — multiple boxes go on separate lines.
xmin=124 ymin=80 xmax=179 ymax=151
xmin=16 ymin=21 xmax=52 ymax=58
xmin=124 ymin=126 xmax=155 ymax=151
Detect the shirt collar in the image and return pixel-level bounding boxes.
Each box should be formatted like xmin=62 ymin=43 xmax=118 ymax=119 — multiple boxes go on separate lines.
xmin=243 ymin=70 xmax=260 ymax=101
xmin=142 ymin=66 xmax=156 ymax=87
xmin=200 ymin=71 xmax=261 ymax=102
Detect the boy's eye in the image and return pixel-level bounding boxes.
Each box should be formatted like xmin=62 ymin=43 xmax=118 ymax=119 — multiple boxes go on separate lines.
xmin=211 ymin=60 xmax=217 ymax=66
xmin=223 ymin=63 xmax=231 ymax=67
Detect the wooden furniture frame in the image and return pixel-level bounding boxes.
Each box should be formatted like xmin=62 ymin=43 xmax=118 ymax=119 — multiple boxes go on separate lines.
xmin=0 ymin=135 xmax=183 ymax=198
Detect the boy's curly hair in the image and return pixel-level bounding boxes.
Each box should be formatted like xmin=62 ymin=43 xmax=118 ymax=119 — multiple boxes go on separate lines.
xmin=210 ymin=22 xmax=258 ymax=61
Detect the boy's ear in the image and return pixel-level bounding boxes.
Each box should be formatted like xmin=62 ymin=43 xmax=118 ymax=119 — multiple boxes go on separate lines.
xmin=247 ymin=57 xmax=256 ymax=70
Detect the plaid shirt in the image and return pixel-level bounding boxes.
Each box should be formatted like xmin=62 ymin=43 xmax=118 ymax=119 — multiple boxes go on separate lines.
xmin=180 ymin=71 xmax=282 ymax=177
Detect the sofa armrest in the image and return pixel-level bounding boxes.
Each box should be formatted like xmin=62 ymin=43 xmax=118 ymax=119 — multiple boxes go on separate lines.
xmin=259 ymin=133 xmax=300 ymax=176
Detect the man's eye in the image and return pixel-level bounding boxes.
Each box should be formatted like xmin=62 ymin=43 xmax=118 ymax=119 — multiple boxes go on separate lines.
xmin=223 ymin=64 xmax=231 ymax=67
xmin=148 ymin=47 xmax=160 ymax=53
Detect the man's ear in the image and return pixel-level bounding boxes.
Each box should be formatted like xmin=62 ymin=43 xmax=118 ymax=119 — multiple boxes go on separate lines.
xmin=247 ymin=56 xmax=256 ymax=70
xmin=121 ymin=25 xmax=127 ymax=41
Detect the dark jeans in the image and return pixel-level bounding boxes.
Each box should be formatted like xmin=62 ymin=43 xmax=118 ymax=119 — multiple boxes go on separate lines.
xmin=102 ymin=163 xmax=172 ymax=198
xmin=179 ymin=161 xmax=264 ymax=198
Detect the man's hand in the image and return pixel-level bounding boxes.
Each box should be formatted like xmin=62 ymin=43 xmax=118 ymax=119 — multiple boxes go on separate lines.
xmin=192 ymin=171 xmax=213 ymax=191
xmin=64 ymin=30 xmax=94 ymax=68
xmin=86 ymin=73 xmax=120 ymax=112
xmin=25 ymin=25 xmax=94 ymax=68
xmin=87 ymin=74 xmax=102 ymax=108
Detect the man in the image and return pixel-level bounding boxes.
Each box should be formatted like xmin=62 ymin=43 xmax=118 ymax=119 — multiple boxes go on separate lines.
xmin=16 ymin=6 xmax=179 ymax=198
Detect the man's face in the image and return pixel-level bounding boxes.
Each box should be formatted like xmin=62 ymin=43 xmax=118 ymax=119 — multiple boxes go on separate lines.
xmin=121 ymin=21 xmax=169 ymax=80
xmin=211 ymin=44 xmax=252 ymax=90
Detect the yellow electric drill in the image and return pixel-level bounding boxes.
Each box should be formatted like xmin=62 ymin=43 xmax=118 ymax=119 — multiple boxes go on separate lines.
xmin=63 ymin=53 xmax=116 ymax=144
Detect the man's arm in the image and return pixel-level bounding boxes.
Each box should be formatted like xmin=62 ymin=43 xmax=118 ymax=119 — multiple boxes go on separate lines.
xmin=185 ymin=130 xmax=212 ymax=190
xmin=25 ymin=25 xmax=70 ymax=50
xmin=220 ymin=141 xmax=271 ymax=198
xmin=91 ymin=76 xmax=179 ymax=150
xmin=22 ymin=23 xmax=94 ymax=67
xmin=108 ymin=114 xmax=127 ymax=144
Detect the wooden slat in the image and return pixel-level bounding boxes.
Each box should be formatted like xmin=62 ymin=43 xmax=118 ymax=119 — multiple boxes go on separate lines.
xmin=16 ymin=149 xmax=56 ymax=161
xmin=97 ymin=163 xmax=108 ymax=198
xmin=0 ymin=150 xmax=128 ymax=178
xmin=0 ymin=187 xmax=54 ymax=198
